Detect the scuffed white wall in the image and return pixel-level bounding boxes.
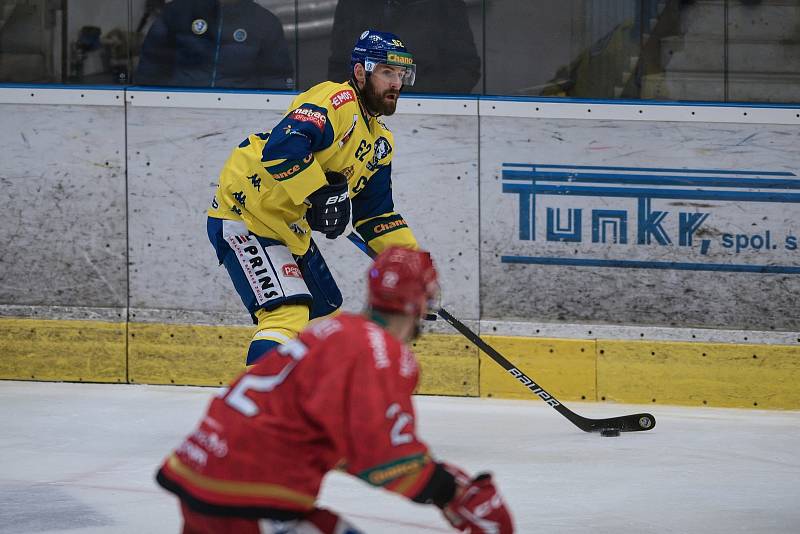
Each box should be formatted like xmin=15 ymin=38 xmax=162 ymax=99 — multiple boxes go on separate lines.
xmin=480 ymin=116 xmax=800 ymax=330
xmin=0 ymin=101 xmax=127 ymax=312
xmin=1 ymin=88 xmax=798 ymax=335
xmin=124 ymin=100 xmax=479 ymax=325
xmin=126 ymin=106 xmax=286 ymax=325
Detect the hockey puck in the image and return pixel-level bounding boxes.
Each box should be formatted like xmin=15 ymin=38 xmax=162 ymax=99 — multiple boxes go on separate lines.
xmin=600 ymin=428 xmax=621 ymax=437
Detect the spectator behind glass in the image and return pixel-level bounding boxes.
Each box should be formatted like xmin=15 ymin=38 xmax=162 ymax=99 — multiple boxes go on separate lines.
xmin=327 ymin=0 xmax=480 ymax=94
xmin=135 ymin=0 xmax=294 ymax=89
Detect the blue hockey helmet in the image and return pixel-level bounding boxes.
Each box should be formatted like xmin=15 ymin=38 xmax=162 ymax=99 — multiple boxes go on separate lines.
xmin=350 ymin=30 xmax=416 ymax=86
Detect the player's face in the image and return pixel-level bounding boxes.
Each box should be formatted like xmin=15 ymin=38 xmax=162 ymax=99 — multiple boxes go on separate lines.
xmin=363 ymin=64 xmax=404 ymax=116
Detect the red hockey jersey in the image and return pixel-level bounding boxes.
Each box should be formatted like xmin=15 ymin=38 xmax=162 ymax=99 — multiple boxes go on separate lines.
xmin=157 ymin=313 xmax=436 ymax=516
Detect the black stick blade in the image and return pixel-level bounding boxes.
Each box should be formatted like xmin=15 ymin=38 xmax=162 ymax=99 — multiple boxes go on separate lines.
xmin=577 ymin=413 xmax=657 ymax=433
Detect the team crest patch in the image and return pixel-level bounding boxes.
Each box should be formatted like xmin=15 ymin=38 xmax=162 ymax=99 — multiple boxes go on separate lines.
xmin=367 ymin=136 xmax=392 ymax=170
xmin=330 ymin=89 xmax=355 ymax=109
xmin=233 ymin=28 xmax=247 ymax=42
xmin=373 ymin=137 xmax=391 ymax=161
xmin=191 ymin=19 xmax=207 ymax=35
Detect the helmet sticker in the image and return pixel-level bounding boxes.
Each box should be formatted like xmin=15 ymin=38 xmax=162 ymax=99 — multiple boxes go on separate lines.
xmin=386 ymin=51 xmax=413 ymax=66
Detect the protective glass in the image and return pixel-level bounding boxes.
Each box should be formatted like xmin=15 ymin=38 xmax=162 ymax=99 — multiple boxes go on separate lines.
xmin=364 ymin=58 xmax=416 ymax=86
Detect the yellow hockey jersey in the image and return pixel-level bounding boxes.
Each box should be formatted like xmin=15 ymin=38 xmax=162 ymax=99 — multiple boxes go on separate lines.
xmin=208 ymin=80 xmax=417 ymax=256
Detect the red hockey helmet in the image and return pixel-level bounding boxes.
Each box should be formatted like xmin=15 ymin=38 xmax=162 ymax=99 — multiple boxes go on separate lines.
xmin=368 ymin=247 xmax=439 ymax=317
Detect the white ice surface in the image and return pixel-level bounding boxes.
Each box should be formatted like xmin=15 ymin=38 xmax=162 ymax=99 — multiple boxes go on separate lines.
xmin=1 ymin=381 xmax=799 ymax=533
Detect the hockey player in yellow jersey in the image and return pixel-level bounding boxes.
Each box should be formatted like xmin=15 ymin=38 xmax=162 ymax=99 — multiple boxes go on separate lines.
xmin=207 ymin=30 xmax=419 ymax=364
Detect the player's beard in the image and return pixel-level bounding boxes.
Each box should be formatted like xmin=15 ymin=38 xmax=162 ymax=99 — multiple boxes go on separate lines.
xmin=363 ymin=77 xmax=399 ymax=116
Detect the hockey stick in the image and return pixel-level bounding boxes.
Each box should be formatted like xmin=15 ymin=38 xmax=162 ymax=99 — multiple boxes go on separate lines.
xmin=347 ymin=232 xmax=656 ymax=433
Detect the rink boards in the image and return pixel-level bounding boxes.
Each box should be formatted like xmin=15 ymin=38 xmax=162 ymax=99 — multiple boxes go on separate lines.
xmin=3 ymin=317 xmax=799 ymax=409
xmin=1 ymin=86 xmax=799 ymax=408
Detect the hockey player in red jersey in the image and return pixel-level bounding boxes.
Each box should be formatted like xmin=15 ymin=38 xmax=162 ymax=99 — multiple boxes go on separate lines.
xmin=156 ymin=247 xmax=514 ymax=534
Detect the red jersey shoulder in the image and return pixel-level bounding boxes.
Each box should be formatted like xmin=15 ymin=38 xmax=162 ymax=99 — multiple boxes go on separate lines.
xmin=357 ymin=316 xmax=417 ymax=384
xmin=398 ymin=344 xmax=418 ymax=379
xmin=297 ymin=313 xmax=364 ymax=361
xmin=299 ymin=314 xmax=410 ymax=374
xmin=300 ymin=313 xmax=354 ymax=344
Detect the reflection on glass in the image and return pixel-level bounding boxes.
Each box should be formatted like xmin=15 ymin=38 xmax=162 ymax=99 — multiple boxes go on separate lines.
xmin=0 ymin=0 xmax=147 ymax=84
xmin=135 ymin=0 xmax=294 ymax=89
xmin=547 ymin=1 xmax=646 ymax=99
xmin=66 ymin=0 xmax=152 ymax=85
xmin=325 ymin=0 xmax=481 ymax=94
xmin=293 ymin=0 xmax=335 ymax=90
xmin=640 ymin=0 xmax=726 ymax=102
xmin=0 ymin=0 xmax=64 ymax=83
xmin=726 ymin=0 xmax=800 ymax=103
xmin=486 ymin=1 xmax=658 ymax=99
xmin=0 ymin=0 xmax=798 ymax=104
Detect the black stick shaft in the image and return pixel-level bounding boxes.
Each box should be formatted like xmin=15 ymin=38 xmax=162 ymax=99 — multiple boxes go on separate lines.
xmin=345 ymin=233 xmax=656 ymax=433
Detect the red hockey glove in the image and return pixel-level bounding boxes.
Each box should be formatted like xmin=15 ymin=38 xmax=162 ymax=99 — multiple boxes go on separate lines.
xmin=443 ymin=472 xmax=514 ymax=534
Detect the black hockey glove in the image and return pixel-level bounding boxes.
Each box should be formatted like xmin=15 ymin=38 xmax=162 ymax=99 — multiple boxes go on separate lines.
xmin=306 ymin=171 xmax=351 ymax=239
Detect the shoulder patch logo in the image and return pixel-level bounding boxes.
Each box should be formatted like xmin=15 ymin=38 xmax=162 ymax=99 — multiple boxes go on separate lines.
xmin=289 ymin=107 xmax=327 ymax=131
xmin=330 ymin=89 xmax=355 ymax=110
